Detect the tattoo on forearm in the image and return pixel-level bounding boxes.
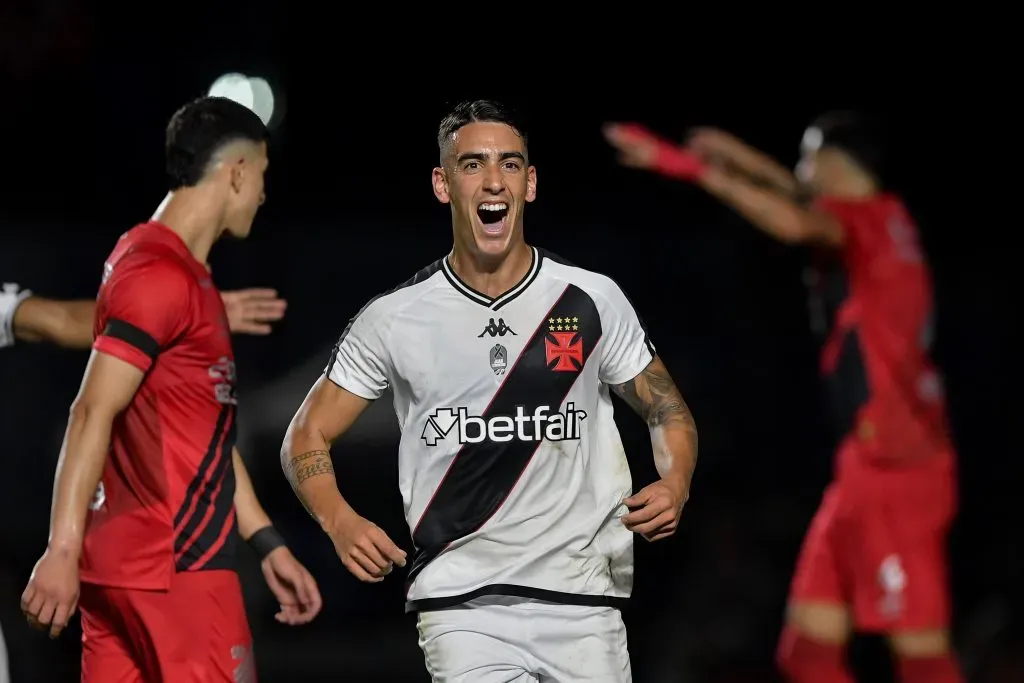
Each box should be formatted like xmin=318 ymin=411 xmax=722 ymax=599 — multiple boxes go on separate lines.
xmin=612 ymin=358 xmax=697 ymax=437
xmin=286 ymin=450 xmax=335 ymax=486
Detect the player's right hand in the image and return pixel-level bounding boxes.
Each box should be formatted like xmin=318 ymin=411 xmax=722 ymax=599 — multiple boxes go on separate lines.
xmin=21 ymin=547 xmax=80 ymax=639
xmin=326 ymin=513 xmax=407 ymax=583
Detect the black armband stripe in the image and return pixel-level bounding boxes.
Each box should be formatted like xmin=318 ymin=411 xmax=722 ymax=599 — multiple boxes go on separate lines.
xmin=104 ymin=319 xmax=160 ymax=359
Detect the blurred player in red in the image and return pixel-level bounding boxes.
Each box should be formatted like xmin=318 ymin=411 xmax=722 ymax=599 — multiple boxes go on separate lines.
xmin=605 ymin=114 xmax=962 ymax=683
xmin=20 ymin=96 xmax=323 ymax=683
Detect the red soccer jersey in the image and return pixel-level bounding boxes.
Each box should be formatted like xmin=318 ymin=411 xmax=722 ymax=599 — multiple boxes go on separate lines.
xmin=81 ymin=221 xmax=239 ymax=590
xmin=814 ymin=194 xmax=953 ymax=463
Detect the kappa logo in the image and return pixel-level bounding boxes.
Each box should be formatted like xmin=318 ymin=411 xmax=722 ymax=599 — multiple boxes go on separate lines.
xmin=478 ymin=317 xmax=517 ymax=337
xmin=545 ymin=316 xmax=583 ymax=372
xmin=421 ymin=404 xmax=588 ymax=447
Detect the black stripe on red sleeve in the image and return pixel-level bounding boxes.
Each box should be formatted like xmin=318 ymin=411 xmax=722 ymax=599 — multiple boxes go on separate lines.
xmin=103 ymin=319 xmax=160 ymax=359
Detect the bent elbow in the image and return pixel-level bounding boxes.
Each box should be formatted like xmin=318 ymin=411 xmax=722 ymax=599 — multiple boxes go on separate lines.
xmin=68 ymin=397 xmax=108 ymax=427
xmin=280 ymin=420 xmax=312 ymax=471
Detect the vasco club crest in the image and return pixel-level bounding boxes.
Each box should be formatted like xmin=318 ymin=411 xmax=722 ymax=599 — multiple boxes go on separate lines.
xmin=545 ymin=316 xmax=583 ymax=372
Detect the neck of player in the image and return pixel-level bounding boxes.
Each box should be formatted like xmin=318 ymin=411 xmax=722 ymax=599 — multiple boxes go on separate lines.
xmin=151 ymin=190 xmax=227 ymax=267
xmin=449 ymin=239 xmax=533 ymax=299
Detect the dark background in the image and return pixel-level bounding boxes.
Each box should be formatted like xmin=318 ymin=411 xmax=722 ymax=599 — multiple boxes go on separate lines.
xmin=0 ymin=3 xmax=1019 ymax=681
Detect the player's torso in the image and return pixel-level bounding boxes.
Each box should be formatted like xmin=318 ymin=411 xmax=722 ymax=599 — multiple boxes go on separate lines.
xmin=83 ymin=225 xmax=239 ymax=588
xmin=813 ymin=197 xmax=951 ymax=461
xmin=391 ymin=251 xmax=633 ymax=603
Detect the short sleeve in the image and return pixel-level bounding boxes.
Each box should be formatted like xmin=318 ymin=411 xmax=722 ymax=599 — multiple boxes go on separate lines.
xmin=93 ymin=256 xmax=194 ymax=372
xmin=596 ymin=279 xmax=656 ymax=386
xmin=325 ymin=299 xmax=390 ymax=400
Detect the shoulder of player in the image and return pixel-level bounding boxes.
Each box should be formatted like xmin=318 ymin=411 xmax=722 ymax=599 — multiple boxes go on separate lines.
xmin=814 ymin=193 xmax=904 ymax=222
xmin=539 ymin=249 xmax=634 ymax=310
xmin=107 ymin=243 xmax=198 ymax=292
xmin=352 ymin=256 xmax=448 ymax=325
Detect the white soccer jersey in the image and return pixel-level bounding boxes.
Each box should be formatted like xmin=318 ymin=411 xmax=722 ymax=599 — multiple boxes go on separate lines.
xmin=1 ymin=282 xmax=32 ymax=349
xmin=326 ymin=247 xmax=655 ymax=612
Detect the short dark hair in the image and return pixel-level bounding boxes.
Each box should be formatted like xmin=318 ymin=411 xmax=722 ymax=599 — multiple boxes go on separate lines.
xmin=165 ymin=96 xmax=269 ymax=190
xmin=809 ymin=110 xmax=886 ymax=183
xmin=437 ymin=99 xmax=527 ymax=162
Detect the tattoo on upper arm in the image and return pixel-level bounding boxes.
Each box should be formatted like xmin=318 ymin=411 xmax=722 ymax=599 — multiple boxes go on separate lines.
xmin=611 ymin=358 xmax=696 ymax=434
xmin=286 ymin=450 xmax=335 ymax=486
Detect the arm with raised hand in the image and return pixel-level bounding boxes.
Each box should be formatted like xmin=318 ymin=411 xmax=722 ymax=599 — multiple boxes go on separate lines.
xmin=696 ymin=165 xmax=844 ymax=246
xmin=687 ymin=127 xmax=800 ymax=197
xmin=0 ymin=286 xmax=287 ymax=351
xmin=6 ymin=289 xmax=96 ymax=349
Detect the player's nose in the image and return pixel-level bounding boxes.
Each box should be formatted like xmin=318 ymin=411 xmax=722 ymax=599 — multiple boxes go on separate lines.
xmin=482 ymin=165 xmax=505 ymax=192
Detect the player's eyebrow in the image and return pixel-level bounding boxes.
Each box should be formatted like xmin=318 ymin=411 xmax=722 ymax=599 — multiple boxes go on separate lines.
xmin=456 ymin=151 xmax=526 ymax=164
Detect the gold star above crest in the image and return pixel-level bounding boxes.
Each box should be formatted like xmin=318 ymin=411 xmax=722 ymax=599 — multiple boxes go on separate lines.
xmin=549 ymin=315 xmax=580 ymax=333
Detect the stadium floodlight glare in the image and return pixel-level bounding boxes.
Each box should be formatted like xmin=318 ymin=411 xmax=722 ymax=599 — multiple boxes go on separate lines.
xmin=207 ymin=72 xmax=276 ymax=127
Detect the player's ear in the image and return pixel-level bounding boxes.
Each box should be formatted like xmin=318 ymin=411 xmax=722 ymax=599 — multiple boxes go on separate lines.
xmin=526 ymin=165 xmax=537 ymax=203
xmin=432 ymin=166 xmax=450 ymax=204
xmin=229 ymin=160 xmax=246 ymax=194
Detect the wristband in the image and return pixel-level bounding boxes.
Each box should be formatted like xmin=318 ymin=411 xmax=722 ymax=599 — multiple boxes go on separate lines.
xmin=616 ymin=123 xmax=707 ymax=181
xmin=0 ymin=283 xmax=33 ymax=349
xmin=247 ymin=525 xmax=286 ymax=560
xmin=653 ymin=143 xmax=706 ymax=181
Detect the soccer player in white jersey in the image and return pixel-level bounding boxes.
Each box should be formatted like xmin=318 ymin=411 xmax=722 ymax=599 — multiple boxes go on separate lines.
xmin=282 ymin=100 xmax=699 ymax=682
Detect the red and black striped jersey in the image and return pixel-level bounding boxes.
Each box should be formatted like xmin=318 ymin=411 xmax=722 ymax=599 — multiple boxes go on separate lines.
xmin=813 ymin=195 xmax=953 ymax=463
xmin=81 ymin=221 xmax=239 ymax=590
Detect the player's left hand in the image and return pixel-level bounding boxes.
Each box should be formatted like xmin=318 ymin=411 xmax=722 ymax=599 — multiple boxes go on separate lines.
xmin=603 ymin=123 xmax=706 ymax=181
xmin=222 ymin=288 xmax=288 ymax=335
xmin=603 ymin=123 xmax=659 ymax=169
xmin=260 ymin=547 xmax=322 ymax=625
xmin=622 ymin=479 xmax=688 ymax=542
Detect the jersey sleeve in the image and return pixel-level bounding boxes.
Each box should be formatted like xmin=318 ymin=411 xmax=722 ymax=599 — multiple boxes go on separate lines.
xmin=595 ymin=278 xmax=656 ymax=386
xmin=325 ymin=299 xmax=391 ymax=400
xmin=93 ymin=256 xmax=194 ymax=372
xmin=0 ymin=282 xmax=33 ymax=349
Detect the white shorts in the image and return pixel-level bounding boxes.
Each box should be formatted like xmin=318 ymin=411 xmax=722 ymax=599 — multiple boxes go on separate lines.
xmin=416 ymin=597 xmax=631 ymax=683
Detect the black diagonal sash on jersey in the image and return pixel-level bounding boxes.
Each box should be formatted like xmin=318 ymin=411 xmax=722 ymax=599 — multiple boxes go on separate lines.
xmin=173 ymin=404 xmax=238 ymax=571
xmin=407 ymin=284 xmax=603 ymax=582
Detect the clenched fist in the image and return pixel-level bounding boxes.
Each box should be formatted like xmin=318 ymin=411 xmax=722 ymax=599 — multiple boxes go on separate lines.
xmin=326 ymin=512 xmax=407 ymax=583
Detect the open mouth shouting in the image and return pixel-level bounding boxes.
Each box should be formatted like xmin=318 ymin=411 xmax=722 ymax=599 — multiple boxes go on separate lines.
xmin=476 ymin=201 xmax=510 ymax=236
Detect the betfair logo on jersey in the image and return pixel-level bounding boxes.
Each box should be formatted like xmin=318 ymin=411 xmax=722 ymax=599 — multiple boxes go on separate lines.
xmin=420 ymin=404 xmax=588 ymax=447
